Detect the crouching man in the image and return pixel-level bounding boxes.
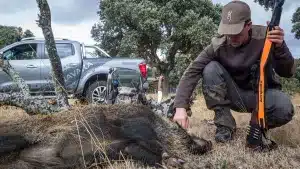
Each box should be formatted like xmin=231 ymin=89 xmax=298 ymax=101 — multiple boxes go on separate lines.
xmin=172 ymin=1 xmax=295 ymax=151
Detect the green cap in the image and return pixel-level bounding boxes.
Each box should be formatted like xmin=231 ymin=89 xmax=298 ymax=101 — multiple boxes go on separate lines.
xmin=218 ymin=0 xmax=251 ymax=35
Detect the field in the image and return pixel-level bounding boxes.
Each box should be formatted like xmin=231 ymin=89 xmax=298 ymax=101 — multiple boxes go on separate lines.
xmin=1 ymin=94 xmax=300 ymax=169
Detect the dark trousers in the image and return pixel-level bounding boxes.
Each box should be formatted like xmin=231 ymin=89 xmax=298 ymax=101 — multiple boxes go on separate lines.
xmin=201 ymin=61 xmax=294 ymax=131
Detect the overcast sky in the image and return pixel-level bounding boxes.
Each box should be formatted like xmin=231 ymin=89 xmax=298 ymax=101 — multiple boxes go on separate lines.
xmin=1 ymin=0 xmax=299 ymax=57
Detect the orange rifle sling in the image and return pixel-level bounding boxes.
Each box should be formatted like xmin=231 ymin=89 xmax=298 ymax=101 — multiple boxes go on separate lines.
xmin=258 ymin=28 xmax=272 ymax=129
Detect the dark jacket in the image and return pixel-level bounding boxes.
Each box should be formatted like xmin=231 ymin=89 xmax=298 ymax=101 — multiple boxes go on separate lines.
xmin=173 ymin=25 xmax=296 ymax=110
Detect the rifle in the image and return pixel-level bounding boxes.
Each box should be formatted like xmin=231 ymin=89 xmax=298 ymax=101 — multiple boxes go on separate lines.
xmin=247 ymin=0 xmax=285 ymax=151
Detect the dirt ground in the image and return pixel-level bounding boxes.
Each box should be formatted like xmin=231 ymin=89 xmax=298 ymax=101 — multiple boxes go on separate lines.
xmin=1 ymin=94 xmax=300 ymax=169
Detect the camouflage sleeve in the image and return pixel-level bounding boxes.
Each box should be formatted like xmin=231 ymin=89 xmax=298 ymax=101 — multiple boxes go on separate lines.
xmin=272 ymin=41 xmax=296 ymax=78
xmin=173 ymin=44 xmax=215 ymax=110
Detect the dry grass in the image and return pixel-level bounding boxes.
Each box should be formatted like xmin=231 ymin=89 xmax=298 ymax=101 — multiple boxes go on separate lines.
xmin=186 ymin=94 xmax=300 ymax=169
xmin=1 ymin=95 xmax=300 ymax=168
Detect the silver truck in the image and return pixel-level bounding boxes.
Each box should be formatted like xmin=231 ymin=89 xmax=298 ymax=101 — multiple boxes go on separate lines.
xmin=0 ymin=37 xmax=147 ymax=104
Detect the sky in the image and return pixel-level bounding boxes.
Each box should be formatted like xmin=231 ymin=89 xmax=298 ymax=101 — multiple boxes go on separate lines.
xmin=1 ymin=0 xmax=299 ymax=57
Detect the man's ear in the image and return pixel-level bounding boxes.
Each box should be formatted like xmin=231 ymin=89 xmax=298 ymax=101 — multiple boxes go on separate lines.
xmin=246 ymin=21 xmax=252 ymax=31
xmin=249 ymin=21 xmax=252 ymax=26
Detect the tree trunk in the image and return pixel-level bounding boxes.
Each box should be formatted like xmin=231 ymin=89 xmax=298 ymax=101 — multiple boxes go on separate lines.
xmin=0 ymin=92 xmax=61 ymax=115
xmin=0 ymin=58 xmax=61 ymax=115
xmin=162 ymin=72 xmax=170 ymax=96
xmin=36 ymin=0 xmax=69 ymax=109
xmin=157 ymin=75 xmax=163 ymax=103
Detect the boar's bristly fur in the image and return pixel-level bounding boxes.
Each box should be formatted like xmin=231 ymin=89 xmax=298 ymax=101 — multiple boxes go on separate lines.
xmin=0 ymin=104 xmax=212 ymax=169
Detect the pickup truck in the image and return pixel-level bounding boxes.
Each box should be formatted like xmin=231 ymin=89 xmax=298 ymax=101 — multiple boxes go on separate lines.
xmin=0 ymin=37 xmax=147 ymax=104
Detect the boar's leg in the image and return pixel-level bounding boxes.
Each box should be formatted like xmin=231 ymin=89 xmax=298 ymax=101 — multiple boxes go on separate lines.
xmin=124 ymin=142 xmax=163 ymax=167
xmin=0 ymin=134 xmax=29 ymax=156
xmin=19 ymin=144 xmax=70 ymax=169
xmin=115 ymin=117 xmax=190 ymax=168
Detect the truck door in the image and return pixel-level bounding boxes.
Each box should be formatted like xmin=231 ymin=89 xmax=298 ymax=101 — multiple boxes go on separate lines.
xmin=0 ymin=42 xmax=42 ymax=94
xmin=40 ymin=42 xmax=82 ymax=95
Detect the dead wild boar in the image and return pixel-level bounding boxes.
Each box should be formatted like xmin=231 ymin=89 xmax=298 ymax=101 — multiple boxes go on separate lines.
xmin=0 ymin=104 xmax=212 ymax=169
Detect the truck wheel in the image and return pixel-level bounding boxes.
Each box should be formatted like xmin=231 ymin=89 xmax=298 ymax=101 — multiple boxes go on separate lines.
xmin=85 ymin=80 xmax=107 ymax=104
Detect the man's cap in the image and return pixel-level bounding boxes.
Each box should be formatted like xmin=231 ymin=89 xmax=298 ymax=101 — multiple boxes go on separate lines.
xmin=218 ymin=0 xmax=251 ymax=35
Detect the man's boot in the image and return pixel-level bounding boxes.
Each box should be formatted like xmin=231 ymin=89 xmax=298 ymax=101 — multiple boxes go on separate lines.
xmin=213 ymin=107 xmax=236 ymax=143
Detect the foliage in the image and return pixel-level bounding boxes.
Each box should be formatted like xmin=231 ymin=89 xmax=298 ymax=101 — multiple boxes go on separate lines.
xmin=279 ymin=76 xmax=300 ymax=95
xmin=274 ymin=59 xmax=300 ymax=95
xmin=91 ymin=0 xmax=222 ymax=77
xmin=253 ymin=0 xmax=275 ymax=10
xmin=23 ymin=30 xmax=35 ymax=38
xmin=169 ymin=55 xmax=190 ymax=88
xmin=0 ymin=25 xmax=34 ymax=49
xmin=292 ymin=7 xmax=300 ymax=39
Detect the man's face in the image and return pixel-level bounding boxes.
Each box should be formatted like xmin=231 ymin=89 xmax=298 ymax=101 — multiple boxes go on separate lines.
xmin=226 ymin=21 xmax=252 ymax=48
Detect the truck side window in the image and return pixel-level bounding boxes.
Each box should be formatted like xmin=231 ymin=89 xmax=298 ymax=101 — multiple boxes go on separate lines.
xmin=85 ymin=46 xmax=107 ymax=58
xmin=44 ymin=43 xmax=74 ymax=58
xmin=3 ymin=43 xmax=37 ymax=60
xmin=113 ymin=68 xmax=141 ymax=88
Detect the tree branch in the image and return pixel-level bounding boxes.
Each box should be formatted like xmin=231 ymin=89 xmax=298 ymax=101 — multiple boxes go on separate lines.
xmin=0 ymin=59 xmax=30 ymax=97
xmin=167 ymin=41 xmax=180 ymax=72
xmin=149 ymin=42 xmax=161 ymax=64
xmin=0 ymin=56 xmax=61 ymax=115
xmin=0 ymin=92 xmax=60 ymax=115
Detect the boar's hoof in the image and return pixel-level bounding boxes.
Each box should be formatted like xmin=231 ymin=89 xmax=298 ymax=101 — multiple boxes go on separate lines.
xmin=164 ymin=157 xmax=186 ymax=169
xmin=189 ymin=135 xmax=213 ymax=155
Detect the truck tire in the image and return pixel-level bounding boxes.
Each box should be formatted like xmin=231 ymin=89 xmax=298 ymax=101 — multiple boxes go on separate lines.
xmin=85 ymin=80 xmax=107 ymax=104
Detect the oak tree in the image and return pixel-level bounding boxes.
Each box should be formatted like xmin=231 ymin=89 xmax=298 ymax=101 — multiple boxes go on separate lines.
xmin=91 ymin=0 xmax=222 ymax=94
